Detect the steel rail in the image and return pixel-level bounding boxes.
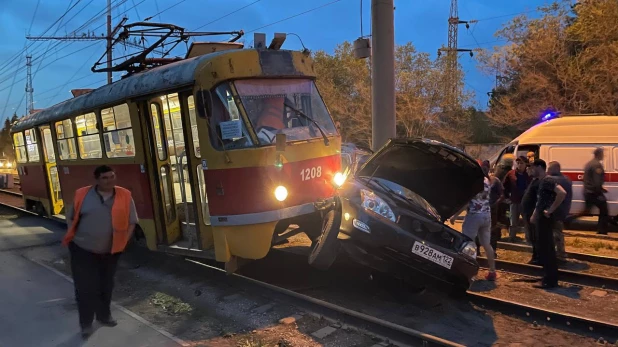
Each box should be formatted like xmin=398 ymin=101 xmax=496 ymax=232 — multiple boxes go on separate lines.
xmin=497 ymin=241 xmax=618 ymax=267
xmin=477 ymin=257 xmax=618 ymax=291
xmin=2 ymin=199 xmax=617 ymax=342
xmin=0 ymin=189 xmax=23 ymax=197
xmin=467 ymin=292 xmax=618 ymax=340
xmin=185 ymin=258 xmax=464 ymax=347
xmin=0 ymin=198 xmax=463 ymax=347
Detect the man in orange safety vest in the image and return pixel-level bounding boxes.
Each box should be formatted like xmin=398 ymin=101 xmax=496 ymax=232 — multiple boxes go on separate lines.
xmin=62 ymin=165 xmax=138 ymax=338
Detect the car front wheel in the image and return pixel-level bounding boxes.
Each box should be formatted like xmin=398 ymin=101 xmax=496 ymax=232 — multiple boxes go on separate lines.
xmin=308 ymin=207 xmax=342 ymax=270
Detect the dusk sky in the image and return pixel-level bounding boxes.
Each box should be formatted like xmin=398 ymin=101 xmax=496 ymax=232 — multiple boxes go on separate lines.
xmin=0 ymin=0 xmax=552 ymax=123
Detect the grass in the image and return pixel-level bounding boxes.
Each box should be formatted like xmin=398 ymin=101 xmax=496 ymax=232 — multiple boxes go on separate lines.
xmin=237 ymin=338 xmax=268 ymax=347
xmin=566 ymin=237 xmax=615 ymax=251
xmin=149 ymin=292 xmax=193 ymax=315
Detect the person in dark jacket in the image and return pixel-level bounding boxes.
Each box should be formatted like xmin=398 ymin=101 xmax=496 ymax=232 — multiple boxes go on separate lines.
xmin=503 ymin=156 xmax=532 ymax=242
xmin=521 ymin=163 xmax=541 ymax=264
xmin=548 ymin=161 xmax=572 ymax=263
xmin=531 ymin=159 xmax=567 ymax=289
xmin=568 ymin=148 xmax=609 ymax=235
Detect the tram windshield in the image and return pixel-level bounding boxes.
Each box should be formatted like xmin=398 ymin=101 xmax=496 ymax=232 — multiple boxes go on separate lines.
xmin=232 ymin=79 xmax=338 ymax=145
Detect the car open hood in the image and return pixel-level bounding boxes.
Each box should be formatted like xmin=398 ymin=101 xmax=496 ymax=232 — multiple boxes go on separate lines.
xmin=355 ymin=138 xmax=485 ymax=221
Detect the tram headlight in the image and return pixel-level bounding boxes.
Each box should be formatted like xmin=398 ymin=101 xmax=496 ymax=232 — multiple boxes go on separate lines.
xmin=274 ymin=185 xmax=288 ymax=201
xmin=6 ymin=162 xmax=11 ymax=168
xmin=0 ymin=162 xmax=3 ymax=168
xmin=333 ymin=172 xmax=346 ymax=187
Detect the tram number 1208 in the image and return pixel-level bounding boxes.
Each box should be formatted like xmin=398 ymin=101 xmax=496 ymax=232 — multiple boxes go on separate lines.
xmin=300 ymin=166 xmax=322 ymax=181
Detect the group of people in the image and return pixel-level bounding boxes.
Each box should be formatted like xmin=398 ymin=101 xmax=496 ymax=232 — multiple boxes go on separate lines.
xmin=453 ymin=148 xmax=616 ymax=289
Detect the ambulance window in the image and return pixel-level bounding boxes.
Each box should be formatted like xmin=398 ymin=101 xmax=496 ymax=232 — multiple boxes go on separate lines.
xmin=516 ymin=145 xmax=539 ymax=164
xmin=548 ymin=146 xmax=600 ymax=171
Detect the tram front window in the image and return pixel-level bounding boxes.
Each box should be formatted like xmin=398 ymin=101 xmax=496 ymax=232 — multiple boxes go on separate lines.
xmin=233 ymin=79 xmax=337 ymax=145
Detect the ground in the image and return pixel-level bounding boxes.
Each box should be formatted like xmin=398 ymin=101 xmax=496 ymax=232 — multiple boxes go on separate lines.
xmin=1 ymin=205 xmax=616 ymax=346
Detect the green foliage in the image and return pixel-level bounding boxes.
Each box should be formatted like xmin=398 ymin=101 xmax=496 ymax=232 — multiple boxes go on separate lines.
xmin=314 ymin=41 xmax=474 ymax=148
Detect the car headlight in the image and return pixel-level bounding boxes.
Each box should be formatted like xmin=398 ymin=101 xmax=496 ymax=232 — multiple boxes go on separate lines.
xmin=333 ymin=172 xmax=346 ymax=187
xmin=461 ymin=241 xmax=477 ymax=259
xmin=360 ymin=189 xmax=396 ymax=222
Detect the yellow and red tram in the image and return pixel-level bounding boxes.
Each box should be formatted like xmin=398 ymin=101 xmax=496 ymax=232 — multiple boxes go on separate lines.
xmin=10 ymin=40 xmax=343 ymax=270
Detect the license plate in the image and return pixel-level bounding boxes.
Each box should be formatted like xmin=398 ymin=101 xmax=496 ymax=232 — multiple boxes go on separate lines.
xmin=411 ymin=241 xmax=454 ymax=270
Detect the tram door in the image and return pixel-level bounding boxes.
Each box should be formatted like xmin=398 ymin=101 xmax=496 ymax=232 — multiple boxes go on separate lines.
xmin=39 ymin=126 xmax=63 ymax=215
xmin=146 ymin=98 xmax=182 ymax=245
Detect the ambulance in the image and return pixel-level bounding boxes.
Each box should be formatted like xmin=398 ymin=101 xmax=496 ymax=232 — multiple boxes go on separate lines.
xmin=490 ymin=114 xmax=618 ymax=217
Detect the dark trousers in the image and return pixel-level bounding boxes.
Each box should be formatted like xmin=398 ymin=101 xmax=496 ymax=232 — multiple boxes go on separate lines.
xmin=69 ymin=242 xmax=120 ymax=328
xmin=536 ymin=215 xmax=558 ymax=286
xmin=571 ymin=193 xmax=609 ymax=233
xmin=524 ymin=213 xmax=539 ymax=262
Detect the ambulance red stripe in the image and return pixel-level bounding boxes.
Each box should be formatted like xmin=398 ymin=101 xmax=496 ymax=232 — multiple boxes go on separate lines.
xmin=561 ymin=172 xmax=618 ymax=183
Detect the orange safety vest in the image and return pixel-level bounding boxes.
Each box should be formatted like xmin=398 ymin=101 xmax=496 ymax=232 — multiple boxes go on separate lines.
xmin=257 ymin=97 xmax=285 ymax=130
xmin=62 ymin=185 xmax=133 ymax=254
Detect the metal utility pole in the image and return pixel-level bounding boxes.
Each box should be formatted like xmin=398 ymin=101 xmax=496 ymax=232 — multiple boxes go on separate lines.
xmin=106 ymin=0 xmax=113 ymax=84
xmin=371 ymin=0 xmax=396 ymax=152
xmin=27 ymin=16 xmax=127 ymax=84
xmin=25 ymin=55 xmax=34 ymax=115
xmin=437 ymin=0 xmax=475 ymax=110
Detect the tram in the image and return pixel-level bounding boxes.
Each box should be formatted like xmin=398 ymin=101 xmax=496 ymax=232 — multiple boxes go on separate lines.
xmin=10 ymin=34 xmax=343 ymax=271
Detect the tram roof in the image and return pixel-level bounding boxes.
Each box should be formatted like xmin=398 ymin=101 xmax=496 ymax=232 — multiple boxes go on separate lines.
xmin=11 ymin=51 xmax=223 ymax=133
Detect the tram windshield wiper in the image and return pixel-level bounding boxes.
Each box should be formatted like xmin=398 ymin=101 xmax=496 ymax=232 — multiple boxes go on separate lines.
xmin=283 ymin=102 xmax=330 ymax=146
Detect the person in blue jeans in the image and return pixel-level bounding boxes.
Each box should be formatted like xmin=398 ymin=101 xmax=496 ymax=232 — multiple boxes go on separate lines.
xmin=451 ymin=173 xmax=497 ymax=281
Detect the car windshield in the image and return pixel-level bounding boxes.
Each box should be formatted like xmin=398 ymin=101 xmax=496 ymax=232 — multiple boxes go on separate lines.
xmin=371 ymin=177 xmax=441 ymax=221
xmin=233 ymin=79 xmax=337 ymax=145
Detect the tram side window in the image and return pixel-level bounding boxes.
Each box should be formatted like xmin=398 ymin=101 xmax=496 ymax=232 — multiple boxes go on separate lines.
xmin=101 ymin=104 xmax=135 ymax=158
xmin=187 ymin=95 xmax=200 ymax=158
xmin=13 ymin=132 xmax=28 ymax=163
xmin=24 ymin=129 xmax=41 ymax=162
xmin=76 ymin=113 xmax=102 ymax=159
xmin=56 ymin=120 xmax=78 ymax=160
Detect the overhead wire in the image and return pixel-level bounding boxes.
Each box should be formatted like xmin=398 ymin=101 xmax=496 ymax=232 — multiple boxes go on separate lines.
xmin=0 ymin=0 xmax=120 ymax=85
xmin=0 ymin=0 xmax=84 ymax=76
xmin=3 ymin=0 xmax=144 ymax=111
xmin=144 ymin=0 xmax=188 ymax=21
xmin=1 ymin=0 xmax=132 ymax=90
xmin=192 ymin=0 xmax=263 ymax=31
xmin=246 ymin=0 xmax=345 ymax=34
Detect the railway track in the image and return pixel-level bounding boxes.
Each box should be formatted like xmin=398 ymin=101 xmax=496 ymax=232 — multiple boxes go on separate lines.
xmin=1 ymin=198 xmax=618 ymax=343
xmin=477 ymin=257 xmax=618 ymax=291
xmin=497 ymin=241 xmax=618 ymax=267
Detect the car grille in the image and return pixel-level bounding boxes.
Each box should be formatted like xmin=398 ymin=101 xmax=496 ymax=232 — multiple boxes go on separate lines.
xmin=398 ymin=214 xmax=464 ymax=251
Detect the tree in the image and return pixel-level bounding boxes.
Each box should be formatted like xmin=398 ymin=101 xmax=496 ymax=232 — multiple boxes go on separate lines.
xmin=0 ymin=114 xmax=18 ymax=161
xmin=314 ymin=41 xmax=473 ymax=148
xmin=479 ymin=0 xmax=618 ymax=131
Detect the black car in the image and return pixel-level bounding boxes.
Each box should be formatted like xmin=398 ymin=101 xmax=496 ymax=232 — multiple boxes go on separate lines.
xmin=308 ymin=139 xmax=484 ymax=292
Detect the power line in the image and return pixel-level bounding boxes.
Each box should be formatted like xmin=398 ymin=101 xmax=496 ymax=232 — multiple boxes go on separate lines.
xmin=474 ymin=9 xmax=538 ymax=22
xmin=247 ymin=0 xmax=345 ymax=34
xmin=192 ymin=0 xmax=262 ymax=31
xmin=144 ymin=0 xmax=188 ymax=21
xmin=28 ymin=0 xmax=42 ymax=35
xmin=0 ymin=0 xmax=84 ymax=76
xmin=0 ymin=0 xmax=134 ymax=91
